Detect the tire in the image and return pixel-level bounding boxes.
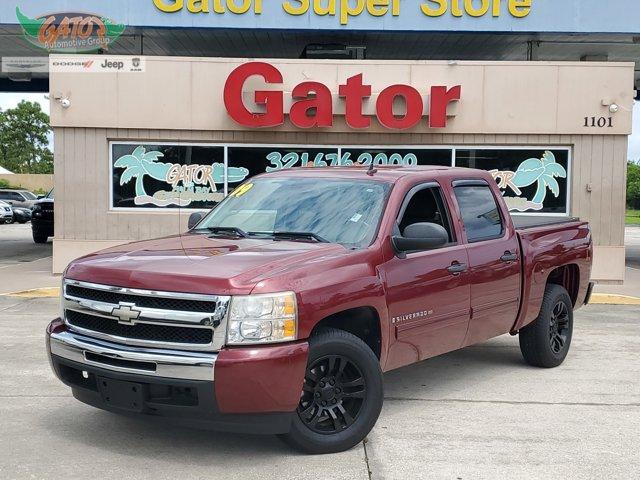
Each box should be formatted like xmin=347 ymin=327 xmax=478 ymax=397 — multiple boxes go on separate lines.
xmin=519 ymin=284 xmax=574 ymax=368
xmin=33 ymin=232 xmax=48 ymax=244
xmin=280 ymin=328 xmax=383 ymax=454
xmin=5 ymin=218 xmax=13 ymax=224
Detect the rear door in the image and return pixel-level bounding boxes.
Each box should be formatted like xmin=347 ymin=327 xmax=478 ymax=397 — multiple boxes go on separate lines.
xmin=382 ymin=183 xmax=471 ymax=369
xmin=451 ymin=180 xmax=522 ymax=346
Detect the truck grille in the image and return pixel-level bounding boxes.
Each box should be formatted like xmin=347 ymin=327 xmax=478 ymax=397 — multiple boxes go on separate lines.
xmin=62 ymin=280 xmax=230 ymax=351
xmin=66 ymin=285 xmax=218 ymax=312
xmin=66 ymin=310 xmax=213 ymax=345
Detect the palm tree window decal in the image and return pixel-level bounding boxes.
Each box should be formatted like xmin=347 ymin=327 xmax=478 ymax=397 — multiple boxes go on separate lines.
xmin=511 ymin=151 xmax=567 ymax=206
xmin=114 ymin=145 xmax=249 ymax=207
xmin=491 ymin=151 xmax=567 ymax=212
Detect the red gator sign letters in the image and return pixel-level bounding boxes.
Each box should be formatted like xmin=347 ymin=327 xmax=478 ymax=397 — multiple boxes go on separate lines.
xmin=224 ymin=62 xmax=461 ymax=130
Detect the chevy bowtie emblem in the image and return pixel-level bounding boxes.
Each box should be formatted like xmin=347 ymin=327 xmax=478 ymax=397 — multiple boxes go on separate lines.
xmin=111 ymin=302 xmax=141 ymax=325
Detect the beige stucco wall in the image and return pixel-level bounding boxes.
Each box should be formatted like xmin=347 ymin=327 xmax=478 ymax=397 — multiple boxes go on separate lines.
xmin=0 ymin=174 xmax=54 ymax=193
xmin=49 ymin=56 xmax=634 ymax=136
xmin=49 ymin=57 xmax=634 ymax=281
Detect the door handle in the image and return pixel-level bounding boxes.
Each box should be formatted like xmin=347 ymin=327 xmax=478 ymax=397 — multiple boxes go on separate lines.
xmin=500 ymin=251 xmax=518 ymax=263
xmin=447 ymin=262 xmax=468 ymax=275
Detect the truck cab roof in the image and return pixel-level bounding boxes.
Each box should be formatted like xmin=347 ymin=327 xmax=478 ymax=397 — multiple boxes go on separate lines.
xmin=256 ymin=165 xmax=483 ymax=183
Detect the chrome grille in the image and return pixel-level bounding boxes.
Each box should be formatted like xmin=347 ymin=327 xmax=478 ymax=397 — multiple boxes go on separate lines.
xmin=65 ymin=285 xmax=218 ymax=312
xmin=62 ymin=279 xmax=230 ymax=352
xmin=66 ymin=310 xmax=214 ymax=345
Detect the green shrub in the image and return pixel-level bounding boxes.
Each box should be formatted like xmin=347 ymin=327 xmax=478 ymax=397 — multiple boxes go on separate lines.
xmin=628 ymin=162 xmax=640 ymax=210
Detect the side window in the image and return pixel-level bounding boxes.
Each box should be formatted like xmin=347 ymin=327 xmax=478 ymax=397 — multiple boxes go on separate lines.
xmin=398 ymin=186 xmax=455 ymax=244
xmin=453 ymin=184 xmax=504 ymax=242
xmin=0 ymin=193 xmax=8 ymax=200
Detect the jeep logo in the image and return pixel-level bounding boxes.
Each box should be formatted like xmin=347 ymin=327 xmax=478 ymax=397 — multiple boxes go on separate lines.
xmin=101 ymin=60 xmax=125 ymax=70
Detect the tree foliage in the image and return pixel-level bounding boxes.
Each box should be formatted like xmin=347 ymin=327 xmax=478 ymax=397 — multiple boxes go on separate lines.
xmin=0 ymin=101 xmax=53 ymax=174
xmin=628 ymin=161 xmax=640 ymax=210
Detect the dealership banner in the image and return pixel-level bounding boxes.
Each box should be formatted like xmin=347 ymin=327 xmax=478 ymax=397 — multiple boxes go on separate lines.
xmin=5 ymin=1 xmax=640 ymax=34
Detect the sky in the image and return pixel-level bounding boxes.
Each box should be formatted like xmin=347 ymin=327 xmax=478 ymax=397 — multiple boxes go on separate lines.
xmin=0 ymin=93 xmax=639 ymax=160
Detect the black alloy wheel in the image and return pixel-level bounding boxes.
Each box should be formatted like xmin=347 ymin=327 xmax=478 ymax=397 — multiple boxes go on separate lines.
xmin=549 ymin=301 xmax=570 ymax=354
xmin=280 ymin=328 xmax=383 ymax=454
xmin=298 ymin=354 xmax=366 ymax=434
xmin=519 ymin=284 xmax=574 ymax=368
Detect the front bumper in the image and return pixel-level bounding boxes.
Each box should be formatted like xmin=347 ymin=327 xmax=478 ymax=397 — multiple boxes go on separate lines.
xmin=46 ymin=319 xmax=308 ymax=434
xmin=49 ymin=327 xmax=216 ymax=381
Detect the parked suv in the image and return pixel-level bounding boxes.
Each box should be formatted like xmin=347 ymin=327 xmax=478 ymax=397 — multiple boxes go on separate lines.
xmin=0 ymin=200 xmax=13 ymax=223
xmin=0 ymin=189 xmax=38 ymax=209
xmin=32 ymin=189 xmax=54 ymax=243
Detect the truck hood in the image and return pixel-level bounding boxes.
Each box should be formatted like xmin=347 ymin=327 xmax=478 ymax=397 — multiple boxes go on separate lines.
xmin=65 ymin=233 xmax=346 ymax=296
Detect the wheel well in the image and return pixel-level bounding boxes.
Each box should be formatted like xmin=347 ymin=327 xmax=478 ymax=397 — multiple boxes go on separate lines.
xmin=546 ymin=264 xmax=580 ymax=306
xmin=311 ymin=307 xmax=382 ymax=359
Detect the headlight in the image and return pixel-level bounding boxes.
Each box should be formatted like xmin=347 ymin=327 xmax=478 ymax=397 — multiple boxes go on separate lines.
xmin=226 ymin=292 xmax=297 ymax=345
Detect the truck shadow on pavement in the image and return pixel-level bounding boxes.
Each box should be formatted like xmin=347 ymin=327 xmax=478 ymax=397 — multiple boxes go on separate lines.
xmin=41 ymin=406 xmax=295 ymax=461
xmin=40 ymin=336 xmax=526 ymax=459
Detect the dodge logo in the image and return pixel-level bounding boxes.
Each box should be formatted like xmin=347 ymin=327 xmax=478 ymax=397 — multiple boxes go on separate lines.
xmin=111 ymin=302 xmax=141 ymax=325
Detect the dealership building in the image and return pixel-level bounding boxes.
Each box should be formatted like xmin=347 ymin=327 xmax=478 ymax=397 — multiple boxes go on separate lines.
xmin=0 ymin=1 xmax=639 ymax=282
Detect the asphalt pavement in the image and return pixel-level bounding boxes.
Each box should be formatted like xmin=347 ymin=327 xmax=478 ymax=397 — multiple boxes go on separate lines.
xmin=0 ymin=223 xmax=639 ymax=479
xmin=0 ymin=296 xmax=638 ymax=480
xmin=0 ymin=223 xmax=57 ymax=295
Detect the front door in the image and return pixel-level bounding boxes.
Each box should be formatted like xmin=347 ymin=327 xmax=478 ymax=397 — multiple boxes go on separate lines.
xmin=451 ymin=180 xmax=522 ymax=346
xmin=382 ymin=184 xmax=471 ymax=370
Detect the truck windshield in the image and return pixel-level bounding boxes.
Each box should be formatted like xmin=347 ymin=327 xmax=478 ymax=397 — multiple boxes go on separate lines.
xmin=195 ymin=177 xmax=390 ymax=248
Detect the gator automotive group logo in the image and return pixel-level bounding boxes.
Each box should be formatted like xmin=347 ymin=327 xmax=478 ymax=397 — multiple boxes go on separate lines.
xmin=16 ymin=6 xmax=125 ymax=53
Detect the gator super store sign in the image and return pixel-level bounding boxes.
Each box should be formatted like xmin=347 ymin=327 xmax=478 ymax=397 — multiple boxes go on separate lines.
xmin=4 ymin=1 xmax=640 ymax=33
xmin=224 ymin=62 xmax=461 ymax=130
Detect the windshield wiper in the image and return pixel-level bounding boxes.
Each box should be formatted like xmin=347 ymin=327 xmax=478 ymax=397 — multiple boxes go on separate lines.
xmin=252 ymin=231 xmax=330 ymax=243
xmin=199 ymin=226 xmax=249 ymax=238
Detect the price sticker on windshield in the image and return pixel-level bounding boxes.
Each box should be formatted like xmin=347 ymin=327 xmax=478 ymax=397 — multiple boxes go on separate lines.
xmin=230 ymin=183 xmax=254 ymax=198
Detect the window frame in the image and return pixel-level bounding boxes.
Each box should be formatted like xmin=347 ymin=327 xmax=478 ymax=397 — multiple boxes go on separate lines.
xmin=452 ymin=179 xmax=506 ymax=244
xmin=395 ymin=181 xmax=458 ymax=249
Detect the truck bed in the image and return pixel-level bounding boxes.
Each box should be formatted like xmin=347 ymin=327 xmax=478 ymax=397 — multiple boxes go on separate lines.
xmin=512 ymin=215 xmax=581 ymax=230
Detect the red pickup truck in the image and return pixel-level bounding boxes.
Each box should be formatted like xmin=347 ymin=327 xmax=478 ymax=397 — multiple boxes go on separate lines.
xmin=46 ymin=166 xmax=593 ymax=454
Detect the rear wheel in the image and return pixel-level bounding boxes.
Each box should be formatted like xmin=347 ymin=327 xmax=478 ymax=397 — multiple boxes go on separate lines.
xmin=280 ymin=328 xmax=383 ymax=454
xmin=519 ymin=284 xmax=573 ymax=368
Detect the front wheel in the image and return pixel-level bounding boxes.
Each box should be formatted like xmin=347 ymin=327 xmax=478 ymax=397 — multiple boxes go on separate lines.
xmin=519 ymin=284 xmax=574 ymax=368
xmin=280 ymin=328 xmax=383 ymax=454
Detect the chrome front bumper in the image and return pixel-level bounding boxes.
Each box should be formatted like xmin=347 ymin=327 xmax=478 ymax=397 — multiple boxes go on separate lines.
xmin=48 ymin=329 xmax=217 ymax=381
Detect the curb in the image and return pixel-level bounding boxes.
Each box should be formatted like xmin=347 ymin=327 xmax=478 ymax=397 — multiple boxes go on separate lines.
xmin=589 ymin=294 xmax=640 ymax=305
xmin=2 ymin=287 xmax=60 ymax=298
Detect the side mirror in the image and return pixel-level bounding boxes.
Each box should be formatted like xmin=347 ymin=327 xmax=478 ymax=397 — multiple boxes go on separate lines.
xmin=188 ymin=212 xmax=205 ymax=230
xmin=392 ymin=222 xmax=449 ymax=253
xmin=37 ymin=195 xmax=45 ymax=200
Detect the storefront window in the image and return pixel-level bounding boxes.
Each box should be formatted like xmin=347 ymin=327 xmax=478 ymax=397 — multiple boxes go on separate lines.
xmin=111 ymin=142 xmax=568 ymax=214
xmin=111 ymin=143 xmax=232 ymax=209
xmin=227 ymin=146 xmax=339 ymax=186
xmin=455 ymin=148 xmax=570 ymax=214
xmin=341 ymin=148 xmax=451 ymax=167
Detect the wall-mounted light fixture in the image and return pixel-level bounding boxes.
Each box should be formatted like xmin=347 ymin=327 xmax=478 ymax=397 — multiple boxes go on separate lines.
xmin=52 ymin=92 xmax=71 ymax=109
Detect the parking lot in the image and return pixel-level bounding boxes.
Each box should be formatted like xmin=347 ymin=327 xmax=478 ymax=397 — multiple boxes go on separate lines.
xmin=1 ymin=226 xmax=639 ymax=479
xmin=0 ymin=223 xmax=56 ymax=295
